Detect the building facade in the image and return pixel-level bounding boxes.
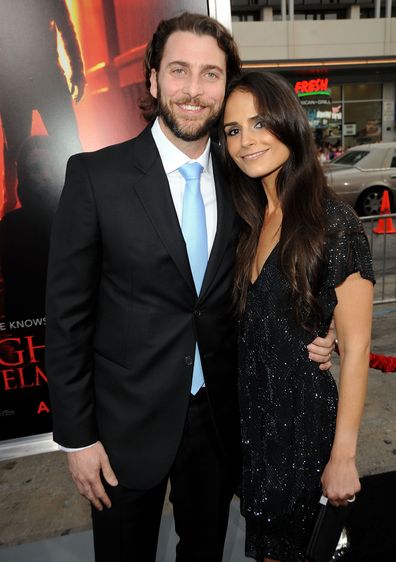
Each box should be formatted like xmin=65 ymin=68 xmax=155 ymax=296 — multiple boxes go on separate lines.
xmin=231 ymin=1 xmax=396 ymax=150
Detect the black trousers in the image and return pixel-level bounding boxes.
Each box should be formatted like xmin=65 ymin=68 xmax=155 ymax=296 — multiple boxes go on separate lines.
xmin=91 ymin=389 xmax=236 ymax=562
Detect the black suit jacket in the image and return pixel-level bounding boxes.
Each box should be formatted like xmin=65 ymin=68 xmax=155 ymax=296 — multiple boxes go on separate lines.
xmin=45 ymin=125 xmax=240 ymax=489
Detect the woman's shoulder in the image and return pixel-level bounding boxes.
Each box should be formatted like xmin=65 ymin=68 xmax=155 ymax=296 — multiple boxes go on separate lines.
xmin=324 ymin=198 xmax=363 ymax=235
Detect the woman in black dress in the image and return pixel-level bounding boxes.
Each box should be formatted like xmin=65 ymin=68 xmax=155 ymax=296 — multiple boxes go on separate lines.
xmin=220 ymin=72 xmax=375 ymax=562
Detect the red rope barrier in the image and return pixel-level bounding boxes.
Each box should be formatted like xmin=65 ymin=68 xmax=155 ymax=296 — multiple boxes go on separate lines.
xmin=368 ymin=352 xmax=396 ymax=373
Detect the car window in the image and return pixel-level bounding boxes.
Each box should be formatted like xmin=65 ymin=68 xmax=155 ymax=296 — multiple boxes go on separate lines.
xmin=332 ymin=150 xmax=369 ymax=166
xmin=390 ymin=150 xmax=396 ymax=168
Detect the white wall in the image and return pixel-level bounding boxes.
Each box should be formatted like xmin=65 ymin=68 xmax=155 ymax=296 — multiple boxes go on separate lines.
xmin=232 ymin=18 xmax=396 ymax=61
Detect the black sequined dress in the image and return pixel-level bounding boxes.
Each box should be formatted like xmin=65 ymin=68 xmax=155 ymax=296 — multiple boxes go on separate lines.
xmin=238 ymin=200 xmax=375 ymax=561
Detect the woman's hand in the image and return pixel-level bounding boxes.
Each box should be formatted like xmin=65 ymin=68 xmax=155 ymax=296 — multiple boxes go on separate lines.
xmin=320 ymin=456 xmax=361 ymax=507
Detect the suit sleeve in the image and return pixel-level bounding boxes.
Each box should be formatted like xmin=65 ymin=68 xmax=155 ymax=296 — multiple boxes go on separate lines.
xmin=45 ymin=154 xmax=101 ymax=448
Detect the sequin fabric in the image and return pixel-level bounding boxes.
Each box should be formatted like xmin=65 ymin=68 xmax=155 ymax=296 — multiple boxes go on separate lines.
xmin=238 ymin=199 xmax=375 ymax=561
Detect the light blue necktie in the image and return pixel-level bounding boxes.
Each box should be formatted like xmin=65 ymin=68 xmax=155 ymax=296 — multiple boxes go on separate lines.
xmin=179 ymin=162 xmax=207 ymax=395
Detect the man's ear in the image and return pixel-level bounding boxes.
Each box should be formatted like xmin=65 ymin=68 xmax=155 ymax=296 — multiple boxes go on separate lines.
xmin=150 ymin=69 xmax=158 ymax=99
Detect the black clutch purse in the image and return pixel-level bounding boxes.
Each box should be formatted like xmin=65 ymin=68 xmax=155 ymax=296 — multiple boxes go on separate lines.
xmin=307 ymin=495 xmax=354 ymax=562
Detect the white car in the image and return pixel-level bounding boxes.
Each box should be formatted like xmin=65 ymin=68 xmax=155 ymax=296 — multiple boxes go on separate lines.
xmin=323 ymin=142 xmax=396 ymax=216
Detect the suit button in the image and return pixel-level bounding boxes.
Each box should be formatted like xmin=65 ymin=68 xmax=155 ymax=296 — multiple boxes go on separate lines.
xmin=194 ymin=309 xmax=201 ymax=317
xmin=184 ymin=356 xmax=193 ymax=366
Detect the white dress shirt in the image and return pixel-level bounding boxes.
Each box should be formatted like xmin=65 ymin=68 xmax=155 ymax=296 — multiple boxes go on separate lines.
xmin=58 ymin=118 xmax=218 ymax=452
xmin=151 ymin=118 xmax=217 ymax=255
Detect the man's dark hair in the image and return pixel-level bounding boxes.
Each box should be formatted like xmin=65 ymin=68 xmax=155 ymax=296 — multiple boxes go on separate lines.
xmin=139 ymin=12 xmax=242 ymax=121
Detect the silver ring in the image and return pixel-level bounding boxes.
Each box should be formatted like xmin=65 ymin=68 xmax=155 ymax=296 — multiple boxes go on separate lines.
xmin=347 ymin=494 xmax=356 ymax=503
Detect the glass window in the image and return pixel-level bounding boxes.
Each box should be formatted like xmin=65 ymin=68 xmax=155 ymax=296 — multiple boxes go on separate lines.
xmin=390 ymin=150 xmax=396 ymax=169
xmin=344 ymin=84 xmax=382 ymax=101
xmin=329 ymin=85 xmax=341 ymax=101
xmin=343 ymin=101 xmax=382 ymax=148
xmin=332 ymin=150 xmax=369 ymax=166
xmin=306 ymin=103 xmax=342 ymax=150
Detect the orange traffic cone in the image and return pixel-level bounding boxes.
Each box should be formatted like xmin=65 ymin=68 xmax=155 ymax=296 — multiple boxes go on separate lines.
xmin=372 ymin=190 xmax=396 ymax=234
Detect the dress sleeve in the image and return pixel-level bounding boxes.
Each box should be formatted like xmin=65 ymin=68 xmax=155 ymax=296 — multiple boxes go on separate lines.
xmin=316 ymin=201 xmax=375 ymax=326
xmin=323 ymin=201 xmax=375 ymax=290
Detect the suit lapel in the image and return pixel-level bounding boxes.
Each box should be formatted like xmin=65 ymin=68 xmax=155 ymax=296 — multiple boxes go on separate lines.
xmin=131 ymin=127 xmax=196 ymax=293
xmin=131 ymin=128 xmax=235 ymax=299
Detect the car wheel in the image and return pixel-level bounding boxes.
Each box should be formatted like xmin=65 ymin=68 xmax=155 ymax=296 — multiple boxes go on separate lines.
xmin=356 ymin=187 xmax=388 ymax=216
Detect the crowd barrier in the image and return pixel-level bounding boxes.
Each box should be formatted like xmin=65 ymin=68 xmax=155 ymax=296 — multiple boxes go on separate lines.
xmin=362 ymin=213 xmax=396 ymax=305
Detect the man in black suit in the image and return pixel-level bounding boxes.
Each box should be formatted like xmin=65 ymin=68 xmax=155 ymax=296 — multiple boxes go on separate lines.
xmin=46 ymin=12 xmax=334 ymax=562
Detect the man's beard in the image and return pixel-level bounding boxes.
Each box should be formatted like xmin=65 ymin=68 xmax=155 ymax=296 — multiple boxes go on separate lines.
xmin=156 ymin=86 xmax=221 ymax=142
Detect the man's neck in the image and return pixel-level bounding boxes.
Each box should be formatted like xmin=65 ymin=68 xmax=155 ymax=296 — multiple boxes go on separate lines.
xmin=158 ymin=118 xmax=209 ymax=160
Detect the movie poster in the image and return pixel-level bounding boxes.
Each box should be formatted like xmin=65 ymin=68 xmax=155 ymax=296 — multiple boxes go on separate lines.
xmin=0 ymin=0 xmax=207 ymax=442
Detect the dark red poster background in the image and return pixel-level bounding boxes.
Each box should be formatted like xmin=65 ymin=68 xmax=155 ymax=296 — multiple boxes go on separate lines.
xmin=0 ymin=0 xmax=207 ymax=441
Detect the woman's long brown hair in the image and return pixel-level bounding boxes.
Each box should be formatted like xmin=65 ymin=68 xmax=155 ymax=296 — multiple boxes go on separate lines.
xmin=219 ymin=71 xmax=335 ymax=332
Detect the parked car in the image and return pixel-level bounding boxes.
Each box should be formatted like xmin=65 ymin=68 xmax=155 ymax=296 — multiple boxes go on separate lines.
xmin=323 ymin=142 xmax=396 ymax=215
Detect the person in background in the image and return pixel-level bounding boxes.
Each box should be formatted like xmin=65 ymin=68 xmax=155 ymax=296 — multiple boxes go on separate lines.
xmin=317 ymin=145 xmax=328 ymax=164
xmin=333 ymin=143 xmax=343 ymax=159
xmin=221 ymin=71 xmax=374 ymax=562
